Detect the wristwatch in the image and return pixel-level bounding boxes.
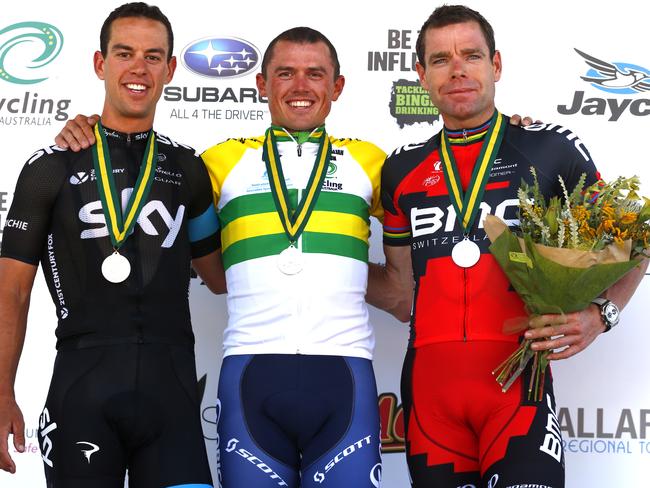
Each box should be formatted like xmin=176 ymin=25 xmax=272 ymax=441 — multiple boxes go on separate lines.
xmin=591 ymin=297 xmax=620 ymax=332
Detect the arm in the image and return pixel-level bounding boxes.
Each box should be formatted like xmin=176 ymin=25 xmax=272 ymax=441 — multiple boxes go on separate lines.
xmin=54 ymin=114 xmax=100 ymax=151
xmin=192 ymin=250 xmax=227 ymax=294
xmin=526 ymin=257 xmax=649 ymax=360
xmin=0 ymin=258 xmax=38 ymax=473
xmin=367 ymin=245 xmax=413 ymax=322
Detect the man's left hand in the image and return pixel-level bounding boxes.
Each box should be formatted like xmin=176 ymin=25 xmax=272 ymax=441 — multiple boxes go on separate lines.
xmin=524 ymin=305 xmax=604 ymax=360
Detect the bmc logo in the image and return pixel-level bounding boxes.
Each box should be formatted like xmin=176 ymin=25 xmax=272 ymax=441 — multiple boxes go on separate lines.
xmin=410 ymin=199 xmax=518 ymax=237
xmin=78 ymin=190 xmax=185 ymax=248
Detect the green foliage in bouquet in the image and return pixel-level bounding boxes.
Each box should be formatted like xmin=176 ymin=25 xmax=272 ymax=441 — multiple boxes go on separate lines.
xmin=485 ymin=168 xmax=649 ymax=401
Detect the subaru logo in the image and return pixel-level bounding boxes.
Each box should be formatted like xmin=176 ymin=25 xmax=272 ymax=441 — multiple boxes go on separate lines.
xmin=181 ymin=37 xmax=260 ymax=79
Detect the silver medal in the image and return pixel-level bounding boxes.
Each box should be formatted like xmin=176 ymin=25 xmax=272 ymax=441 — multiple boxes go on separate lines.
xmin=101 ymin=251 xmax=131 ymax=283
xmin=451 ymin=238 xmax=480 ymax=268
xmin=277 ymin=245 xmax=303 ymax=275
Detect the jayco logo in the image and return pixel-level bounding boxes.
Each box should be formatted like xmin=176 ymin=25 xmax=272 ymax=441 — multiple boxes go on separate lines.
xmin=0 ymin=22 xmax=63 ymax=84
xmin=557 ymin=49 xmax=649 ymax=121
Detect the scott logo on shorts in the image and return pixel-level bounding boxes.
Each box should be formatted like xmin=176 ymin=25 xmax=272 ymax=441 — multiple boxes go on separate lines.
xmin=313 ymin=435 xmax=373 ymax=483
xmin=224 ymin=438 xmax=288 ymax=486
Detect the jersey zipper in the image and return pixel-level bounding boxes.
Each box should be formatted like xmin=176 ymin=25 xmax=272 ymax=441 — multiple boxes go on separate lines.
xmin=463 ymin=129 xmax=468 ymax=143
xmin=463 ymin=268 xmax=468 ymax=341
xmin=297 ymin=143 xmax=302 ymax=157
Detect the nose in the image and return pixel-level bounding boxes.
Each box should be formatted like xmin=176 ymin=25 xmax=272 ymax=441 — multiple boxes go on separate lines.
xmin=291 ymin=72 xmax=309 ymax=92
xmin=450 ymin=55 xmax=466 ymax=79
xmin=129 ymin=54 xmax=147 ymax=75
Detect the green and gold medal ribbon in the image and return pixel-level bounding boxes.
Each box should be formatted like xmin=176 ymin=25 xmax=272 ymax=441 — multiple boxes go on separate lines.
xmin=262 ymin=125 xmax=331 ymax=243
xmin=92 ymin=121 xmax=158 ymax=248
xmin=440 ymin=111 xmax=506 ymax=232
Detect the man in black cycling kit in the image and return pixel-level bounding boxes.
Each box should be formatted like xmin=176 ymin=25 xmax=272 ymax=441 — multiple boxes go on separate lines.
xmin=0 ymin=3 xmax=225 ymax=487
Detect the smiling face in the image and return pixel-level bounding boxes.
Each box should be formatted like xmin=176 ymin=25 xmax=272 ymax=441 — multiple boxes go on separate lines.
xmin=416 ymin=21 xmax=501 ymax=130
xmin=256 ymin=40 xmax=344 ymax=131
xmin=94 ymin=16 xmax=176 ymax=132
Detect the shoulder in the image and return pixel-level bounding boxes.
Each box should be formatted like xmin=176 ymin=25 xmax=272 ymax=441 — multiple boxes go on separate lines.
xmin=330 ymin=136 xmax=386 ymax=165
xmin=201 ymin=136 xmax=264 ymax=162
xmin=24 ymin=144 xmax=72 ymax=168
xmin=383 ymin=134 xmax=439 ymax=181
xmin=504 ymin=120 xmax=592 ymax=163
xmin=155 ymin=132 xmax=201 ymax=158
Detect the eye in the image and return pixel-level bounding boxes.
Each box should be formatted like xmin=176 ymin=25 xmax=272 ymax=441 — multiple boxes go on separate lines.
xmin=146 ymin=55 xmax=162 ymax=62
xmin=431 ymin=58 xmax=447 ymax=66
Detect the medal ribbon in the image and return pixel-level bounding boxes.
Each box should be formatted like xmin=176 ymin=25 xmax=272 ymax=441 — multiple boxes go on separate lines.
xmin=439 ymin=111 xmax=506 ymax=233
xmin=262 ymin=126 xmax=331 ymax=243
xmin=92 ymin=121 xmax=158 ymax=248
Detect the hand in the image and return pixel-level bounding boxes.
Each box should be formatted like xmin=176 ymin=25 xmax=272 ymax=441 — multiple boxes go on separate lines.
xmin=54 ymin=114 xmax=100 ymax=152
xmin=0 ymin=396 xmax=25 ymax=474
xmin=524 ymin=305 xmax=604 ymax=360
xmin=509 ymin=114 xmax=541 ymax=127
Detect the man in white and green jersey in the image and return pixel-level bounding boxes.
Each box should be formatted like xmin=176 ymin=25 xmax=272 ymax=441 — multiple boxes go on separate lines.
xmin=200 ymin=27 xmax=386 ymax=488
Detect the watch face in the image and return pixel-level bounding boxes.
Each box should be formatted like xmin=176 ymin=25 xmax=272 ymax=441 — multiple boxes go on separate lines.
xmin=604 ymin=302 xmax=619 ymax=324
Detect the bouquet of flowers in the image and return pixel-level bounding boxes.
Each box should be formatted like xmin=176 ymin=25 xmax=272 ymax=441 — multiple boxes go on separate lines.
xmin=484 ymin=169 xmax=650 ymax=401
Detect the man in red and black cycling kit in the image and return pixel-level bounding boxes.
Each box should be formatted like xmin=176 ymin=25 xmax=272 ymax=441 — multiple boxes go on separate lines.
xmin=368 ymin=5 xmax=648 ymax=488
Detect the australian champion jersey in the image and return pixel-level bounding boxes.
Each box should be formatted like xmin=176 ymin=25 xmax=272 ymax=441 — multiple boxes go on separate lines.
xmin=382 ymin=117 xmax=599 ymax=348
xmin=202 ymin=129 xmax=384 ymax=359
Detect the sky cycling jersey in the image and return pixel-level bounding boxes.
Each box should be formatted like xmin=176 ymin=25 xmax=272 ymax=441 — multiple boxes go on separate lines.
xmin=1 ymin=127 xmax=220 ymax=348
xmin=382 ymin=117 xmax=599 ymax=347
xmin=201 ymin=129 xmax=384 ymax=359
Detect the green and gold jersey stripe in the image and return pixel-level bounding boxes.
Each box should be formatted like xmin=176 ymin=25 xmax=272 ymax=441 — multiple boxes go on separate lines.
xmin=222 ymin=231 xmax=369 ymax=269
xmin=219 ymin=191 xmax=369 ymax=227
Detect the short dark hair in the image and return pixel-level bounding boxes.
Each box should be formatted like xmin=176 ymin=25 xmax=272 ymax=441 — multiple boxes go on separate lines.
xmin=416 ymin=5 xmax=496 ymax=66
xmin=261 ymin=27 xmax=341 ymax=79
xmin=100 ymin=2 xmax=174 ymax=61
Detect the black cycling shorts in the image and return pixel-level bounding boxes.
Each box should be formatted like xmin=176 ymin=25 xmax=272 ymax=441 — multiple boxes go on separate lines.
xmin=37 ymin=342 xmax=213 ymax=488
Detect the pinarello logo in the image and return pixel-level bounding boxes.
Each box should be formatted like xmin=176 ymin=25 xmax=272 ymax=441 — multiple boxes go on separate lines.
xmin=0 ymin=22 xmax=63 ymax=84
xmin=181 ymin=37 xmax=260 ymax=79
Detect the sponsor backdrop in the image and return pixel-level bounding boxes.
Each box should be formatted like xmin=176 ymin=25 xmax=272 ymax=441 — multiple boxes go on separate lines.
xmin=1 ymin=0 xmax=648 ymax=486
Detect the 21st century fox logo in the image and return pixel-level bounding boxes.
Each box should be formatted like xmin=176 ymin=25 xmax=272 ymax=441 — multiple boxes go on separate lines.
xmin=558 ymin=49 xmax=649 ymax=121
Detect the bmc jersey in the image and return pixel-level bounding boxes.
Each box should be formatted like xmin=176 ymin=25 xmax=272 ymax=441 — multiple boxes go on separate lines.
xmin=382 ymin=118 xmax=598 ymax=347
xmin=201 ymin=131 xmax=384 ymax=359
xmin=1 ymin=128 xmax=220 ymax=347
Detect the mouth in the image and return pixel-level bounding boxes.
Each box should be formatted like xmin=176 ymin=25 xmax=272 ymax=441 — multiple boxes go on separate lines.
xmin=287 ymin=100 xmax=314 ymax=109
xmin=124 ymin=83 xmax=148 ymax=93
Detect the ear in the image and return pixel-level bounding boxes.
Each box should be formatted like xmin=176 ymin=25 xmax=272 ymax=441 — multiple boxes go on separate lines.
xmin=165 ymin=56 xmax=177 ymax=84
xmin=93 ymin=51 xmax=105 ymax=80
xmin=256 ymin=72 xmax=267 ymax=97
xmin=492 ymin=50 xmax=502 ymax=82
xmin=415 ymin=62 xmax=428 ymax=90
xmin=331 ymin=75 xmax=345 ymax=101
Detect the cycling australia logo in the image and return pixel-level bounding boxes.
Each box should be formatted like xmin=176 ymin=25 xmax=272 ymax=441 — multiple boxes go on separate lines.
xmin=0 ymin=21 xmax=63 ymax=84
xmin=0 ymin=21 xmax=70 ymax=126
xmin=557 ymin=48 xmax=649 ymax=121
xmin=181 ymin=37 xmax=260 ymax=79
